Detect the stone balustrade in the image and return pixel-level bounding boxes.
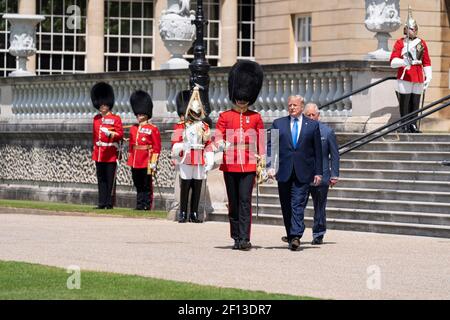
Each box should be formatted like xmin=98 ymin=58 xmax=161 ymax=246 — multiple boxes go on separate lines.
xmin=0 ymin=60 xmax=395 ymax=123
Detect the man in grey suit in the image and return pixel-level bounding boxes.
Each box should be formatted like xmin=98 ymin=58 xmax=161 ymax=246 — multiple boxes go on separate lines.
xmin=303 ymin=103 xmax=340 ymax=245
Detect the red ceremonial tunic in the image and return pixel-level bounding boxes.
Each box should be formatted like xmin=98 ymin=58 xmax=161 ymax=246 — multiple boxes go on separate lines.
xmin=215 ymin=109 xmax=265 ymax=172
xmin=390 ymin=37 xmax=431 ymax=83
xmin=92 ymin=112 xmax=123 ymax=162
xmin=171 ymin=121 xmax=211 ymax=166
xmin=127 ymin=122 xmax=161 ymax=169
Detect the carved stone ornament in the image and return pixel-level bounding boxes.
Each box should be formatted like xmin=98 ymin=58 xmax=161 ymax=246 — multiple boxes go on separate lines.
xmin=364 ymin=0 xmax=401 ymax=61
xmin=159 ymin=0 xmax=195 ymax=69
xmin=2 ymin=14 xmax=45 ymax=77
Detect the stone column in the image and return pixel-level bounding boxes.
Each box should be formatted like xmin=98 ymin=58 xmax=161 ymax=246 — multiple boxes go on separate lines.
xmin=86 ymin=0 xmax=104 ymax=73
xmin=154 ymin=0 xmax=171 ymax=69
xmin=18 ymin=0 xmax=36 ymax=73
xmin=220 ymin=0 xmax=237 ymax=66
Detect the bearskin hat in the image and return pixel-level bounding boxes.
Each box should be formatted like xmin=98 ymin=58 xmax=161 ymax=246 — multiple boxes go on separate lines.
xmin=90 ymin=82 xmax=115 ymax=110
xmin=130 ymin=90 xmax=153 ymax=118
xmin=228 ymin=60 xmax=264 ymax=106
xmin=176 ymin=90 xmax=191 ymax=117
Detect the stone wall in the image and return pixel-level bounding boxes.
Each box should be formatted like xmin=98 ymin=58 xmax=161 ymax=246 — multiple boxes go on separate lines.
xmin=0 ymin=122 xmax=177 ymax=211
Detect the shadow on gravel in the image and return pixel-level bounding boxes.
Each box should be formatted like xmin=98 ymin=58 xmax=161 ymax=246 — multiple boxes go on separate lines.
xmin=214 ymin=245 xmax=264 ymax=250
xmin=263 ymin=246 xmax=321 ymax=251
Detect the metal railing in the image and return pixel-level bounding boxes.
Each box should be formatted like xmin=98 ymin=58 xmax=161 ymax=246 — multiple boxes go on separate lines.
xmin=338 ymin=94 xmax=450 ymax=155
xmin=319 ymin=76 xmax=396 ymax=110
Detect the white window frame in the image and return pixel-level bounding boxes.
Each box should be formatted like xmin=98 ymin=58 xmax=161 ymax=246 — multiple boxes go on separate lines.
xmin=36 ymin=0 xmax=87 ymax=75
xmin=237 ymin=0 xmax=255 ymax=60
xmin=104 ymin=0 xmax=154 ymax=72
xmin=294 ymin=15 xmax=311 ymax=63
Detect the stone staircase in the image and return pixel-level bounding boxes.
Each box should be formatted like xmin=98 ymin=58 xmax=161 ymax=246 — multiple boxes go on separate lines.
xmin=208 ymin=133 xmax=450 ymax=238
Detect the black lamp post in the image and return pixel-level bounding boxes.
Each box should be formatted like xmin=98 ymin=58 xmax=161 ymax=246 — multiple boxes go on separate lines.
xmin=189 ymin=0 xmax=211 ymax=117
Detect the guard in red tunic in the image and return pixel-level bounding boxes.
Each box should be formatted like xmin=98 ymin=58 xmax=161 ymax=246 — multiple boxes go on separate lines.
xmin=214 ymin=60 xmax=265 ymax=251
xmin=127 ymin=90 xmax=161 ymax=211
xmin=91 ymin=82 xmax=124 ymax=209
xmin=171 ymin=86 xmax=214 ymax=223
xmin=390 ymin=7 xmax=431 ymax=133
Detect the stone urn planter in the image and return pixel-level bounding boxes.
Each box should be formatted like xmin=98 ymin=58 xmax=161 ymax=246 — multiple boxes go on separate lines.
xmin=159 ymin=0 xmax=195 ymax=69
xmin=364 ymin=0 xmax=401 ymax=60
xmin=2 ymin=13 xmax=45 ymax=77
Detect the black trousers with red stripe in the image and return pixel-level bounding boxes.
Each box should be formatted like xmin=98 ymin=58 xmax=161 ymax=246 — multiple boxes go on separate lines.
xmin=96 ymin=162 xmax=117 ymax=208
xmin=132 ymin=168 xmax=153 ymax=210
xmin=223 ymin=172 xmax=256 ymax=242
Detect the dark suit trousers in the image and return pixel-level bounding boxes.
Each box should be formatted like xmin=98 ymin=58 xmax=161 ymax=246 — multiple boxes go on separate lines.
xmin=132 ymin=168 xmax=153 ymax=210
xmin=309 ymin=185 xmax=329 ymax=240
xmin=278 ymin=169 xmax=309 ymax=240
xmin=96 ymin=162 xmax=117 ymax=207
xmin=223 ymin=172 xmax=256 ymax=242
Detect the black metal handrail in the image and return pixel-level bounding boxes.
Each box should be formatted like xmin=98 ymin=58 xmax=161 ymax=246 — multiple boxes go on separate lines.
xmin=319 ymin=76 xmax=396 ymax=110
xmin=339 ymin=95 xmax=450 ymax=156
xmin=340 ymin=94 xmax=450 ymax=151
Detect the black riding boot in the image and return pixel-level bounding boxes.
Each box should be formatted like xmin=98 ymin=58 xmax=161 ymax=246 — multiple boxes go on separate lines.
xmin=179 ymin=178 xmax=191 ymax=223
xmin=189 ymin=179 xmax=203 ymax=223
xmin=397 ymin=92 xmax=411 ymax=132
xmin=408 ymin=93 xmax=422 ymax=133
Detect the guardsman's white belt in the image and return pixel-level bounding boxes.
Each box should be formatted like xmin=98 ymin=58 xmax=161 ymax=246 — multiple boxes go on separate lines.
xmin=189 ymin=143 xmax=205 ymax=150
xmin=96 ymin=141 xmax=119 ymax=148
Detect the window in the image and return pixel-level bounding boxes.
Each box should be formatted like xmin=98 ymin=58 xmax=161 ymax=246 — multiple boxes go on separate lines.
xmin=294 ymin=15 xmax=311 ymax=63
xmin=237 ymin=0 xmax=254 ymax=60
xmin=0 ymin=0 xmax=19 ymax=77
xmin=36 ymin=0 xmax=87 ymax=74
xmin=104 ymin=0 xmax=154 ymax=72
xmin=185 ymin=0 xmax=220 ymax=66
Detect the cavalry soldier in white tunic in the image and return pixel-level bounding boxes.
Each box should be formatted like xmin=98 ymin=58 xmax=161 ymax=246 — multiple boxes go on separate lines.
xmin=171 ymin=86 xmax=214 ymax=223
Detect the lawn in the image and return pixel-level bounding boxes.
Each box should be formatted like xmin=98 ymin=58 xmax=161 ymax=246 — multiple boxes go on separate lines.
xmin=0 ymin=261 xmax=313 ymax=300
xmin=0 ymin=199 xmax=167 ymax=219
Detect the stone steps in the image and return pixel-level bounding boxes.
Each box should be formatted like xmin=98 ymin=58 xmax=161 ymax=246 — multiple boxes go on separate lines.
xmin=248 ymin=202 xmax=450 ymax=225
xmin=259 ymin=178 xmax=450 ymax=193
xmin=337 ymin=133 xmax=450 ymax=143
xmin=253 ymin=198 xmax=450 ymax=215
xmin=341 ymin=150 xmax=450 ymax=161
xmin=339 ymin=168 xmax=450 ymax=181
xmin=340 ymin=159 xmax=450 ymax=171
xmin=356 ymin=141 xmax=450 ymax=152
xmin=207 ymin=210 xmax=450 ymax=238
xmin=253 ymin=187 xmax=450 ymax=204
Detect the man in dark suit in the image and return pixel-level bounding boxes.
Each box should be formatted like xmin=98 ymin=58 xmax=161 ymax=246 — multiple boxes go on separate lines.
xmin=304 ymin=103 xmax=340 ymax=245
xmin=268 ymin=95 xmax=323 ymax=251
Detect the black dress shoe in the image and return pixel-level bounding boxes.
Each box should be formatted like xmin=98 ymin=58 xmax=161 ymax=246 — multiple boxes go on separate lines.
xmin=289 ymin=237 xmax=300 ymax=251
xmin=311 ymin=237 xmax=323 ymax=245
xmin=409 ymin=124 xmax=422 ymax=133
xmin=94 ymin=205 xmax=106 ymax=209
xmin=232 ymin=239 xmax=240 ymax=250
xmin=105 ymin=205 xmax=113 ymax=210
xmin=134 ymin=207 xmax=144 ymax=211
xmin=178 ymin=212 xmax=187 ymax=223
xmin=239 ymin=240 xmax=252 ymax=251
xmin=189 ymin=212 xmax=202 ymax=223
xmin=281 ymin=236 xmax=288 ymax=243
